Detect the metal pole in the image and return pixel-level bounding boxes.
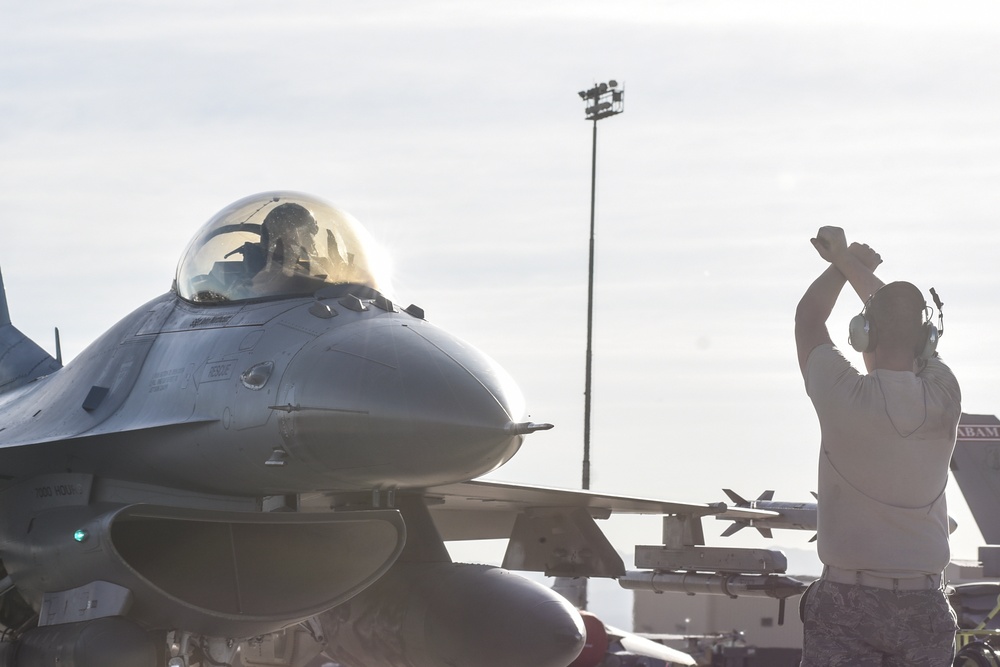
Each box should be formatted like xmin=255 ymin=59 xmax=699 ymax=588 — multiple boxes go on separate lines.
xmin=583 ymin=118 xmax=597 ymax=491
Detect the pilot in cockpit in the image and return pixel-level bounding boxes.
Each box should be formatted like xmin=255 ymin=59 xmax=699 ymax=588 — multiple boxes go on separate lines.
xmin=179 ymin=193 xmax=382 ymax=303
xmin=249 ymin=202 xmax=325 ymax=295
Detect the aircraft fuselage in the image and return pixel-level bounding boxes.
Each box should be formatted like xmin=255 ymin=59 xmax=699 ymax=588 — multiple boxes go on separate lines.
xmin=0 ymin=288 xmax=525 ymax=497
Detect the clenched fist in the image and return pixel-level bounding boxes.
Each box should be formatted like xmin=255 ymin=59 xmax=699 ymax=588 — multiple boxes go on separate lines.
xmin=810 ymin=226 xmax=848 ymax=263
xmin=848 ymin=242 xmax=882 ymax=271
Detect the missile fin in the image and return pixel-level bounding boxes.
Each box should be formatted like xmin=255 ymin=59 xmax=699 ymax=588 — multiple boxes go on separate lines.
xmin=723 ymin=489 xmax=748 ymax=506
xmin=755 ymin=526 xmax=773 ymax=539
xmin=721 ymin=522 xmax=745 ymax=538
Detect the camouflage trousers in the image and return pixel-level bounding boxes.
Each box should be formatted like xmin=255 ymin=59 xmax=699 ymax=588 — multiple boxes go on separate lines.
xmin=800 ymin=579 xmax=958 ymax=667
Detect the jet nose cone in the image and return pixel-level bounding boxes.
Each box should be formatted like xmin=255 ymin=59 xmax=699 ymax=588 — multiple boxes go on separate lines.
xmin=277 ymin=317 xmax=527 ymax=488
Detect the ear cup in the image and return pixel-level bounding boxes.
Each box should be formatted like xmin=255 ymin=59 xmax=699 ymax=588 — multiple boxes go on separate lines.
xmin=848 ymin=313 xmax=874 ymax=353
xmin=918 ymin=323 xmax=939 ymax=360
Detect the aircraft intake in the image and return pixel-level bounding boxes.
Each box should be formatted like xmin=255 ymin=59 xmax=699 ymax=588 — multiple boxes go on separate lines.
xmin=0 ymin=485 xmax=406 ymax=638
xmin=318 ymin=562 xmax=586 ymax=667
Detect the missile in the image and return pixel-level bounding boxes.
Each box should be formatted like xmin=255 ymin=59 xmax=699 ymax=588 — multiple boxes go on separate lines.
xmin=717 ymin=489 xmax=955 ymax=539
xmin=716 ymin=489 xmax=817 ymax=539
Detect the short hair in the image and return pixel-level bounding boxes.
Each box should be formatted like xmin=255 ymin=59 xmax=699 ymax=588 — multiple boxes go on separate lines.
xmin=869 ymin=281 xmax=927 ymax=356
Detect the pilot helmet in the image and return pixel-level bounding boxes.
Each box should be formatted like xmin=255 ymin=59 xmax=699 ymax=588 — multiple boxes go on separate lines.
xmin=260 ymin=203 xmax=319 ymax=258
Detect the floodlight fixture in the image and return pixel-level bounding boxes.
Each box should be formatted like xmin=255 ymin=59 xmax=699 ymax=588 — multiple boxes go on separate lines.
xmin=579 ymin=80 xmax=625 ymax=121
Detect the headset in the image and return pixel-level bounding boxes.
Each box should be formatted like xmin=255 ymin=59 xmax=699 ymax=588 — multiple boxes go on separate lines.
xmin=848 ymin=287 xmax=944 ymax=361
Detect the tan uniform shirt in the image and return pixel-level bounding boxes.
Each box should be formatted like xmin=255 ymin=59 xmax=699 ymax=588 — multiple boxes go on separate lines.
xmin=805 ymin=344 xmax=961 ymax=576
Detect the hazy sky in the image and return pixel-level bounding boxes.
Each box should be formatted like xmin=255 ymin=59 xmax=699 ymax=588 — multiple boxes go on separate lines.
xmin=4 ymin=0 xmax=1000 ymax=616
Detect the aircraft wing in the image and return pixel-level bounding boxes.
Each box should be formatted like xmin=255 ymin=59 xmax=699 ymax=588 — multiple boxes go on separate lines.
xmin=412 ymin=479 xmax=799 ymax=580
xmin=420 ymin=479 xmax=737 ymax=541
xmin=301 ymin=479 xmax=794 ymax=581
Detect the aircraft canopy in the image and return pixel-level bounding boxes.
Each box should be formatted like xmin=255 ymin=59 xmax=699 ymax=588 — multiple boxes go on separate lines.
xmin=176 ymin=192 xmax=391 ymax=303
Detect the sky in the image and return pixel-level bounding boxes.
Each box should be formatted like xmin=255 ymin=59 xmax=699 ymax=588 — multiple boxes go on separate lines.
xmin=4 ymin=0 xmax=1000 ymax=629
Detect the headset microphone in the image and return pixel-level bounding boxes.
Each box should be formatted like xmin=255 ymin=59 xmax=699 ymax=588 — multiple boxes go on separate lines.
xmin=930 ymin=288 xmax=945 ymax=336
xmin=920 ymin=287 xmax=944 ymax=360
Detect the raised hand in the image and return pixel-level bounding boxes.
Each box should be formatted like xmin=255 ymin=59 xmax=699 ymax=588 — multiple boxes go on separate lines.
xmin=848 ymin=242 xmax=882 ymax=271
xmin=810 ymin=226 xmax=848 ymax=263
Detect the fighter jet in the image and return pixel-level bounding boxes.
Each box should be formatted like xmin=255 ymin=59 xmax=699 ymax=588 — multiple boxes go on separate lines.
xmin=0 ymin=192 xmax=793 ymax=667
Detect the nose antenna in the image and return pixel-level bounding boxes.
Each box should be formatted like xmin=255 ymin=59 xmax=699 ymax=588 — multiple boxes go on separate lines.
xmin=506 ymin=422 xmax=554 ymax=435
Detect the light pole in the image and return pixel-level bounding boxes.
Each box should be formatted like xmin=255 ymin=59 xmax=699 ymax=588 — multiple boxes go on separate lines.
xmin=577 ymin=80 xmax=624 ymax=491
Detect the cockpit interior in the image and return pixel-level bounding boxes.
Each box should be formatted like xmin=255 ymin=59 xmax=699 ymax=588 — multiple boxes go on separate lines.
xmin=175 ymin=192 xmax=391 ymax=304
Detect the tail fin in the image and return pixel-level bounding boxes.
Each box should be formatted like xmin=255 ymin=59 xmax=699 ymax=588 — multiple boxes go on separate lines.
xmin=0 ymin=267 xmax=62 ymax=393
xmin=0 ymin=267 xmax=9 ymax=327
xmin=951 ymin=413 xmax=1000 ymax=543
